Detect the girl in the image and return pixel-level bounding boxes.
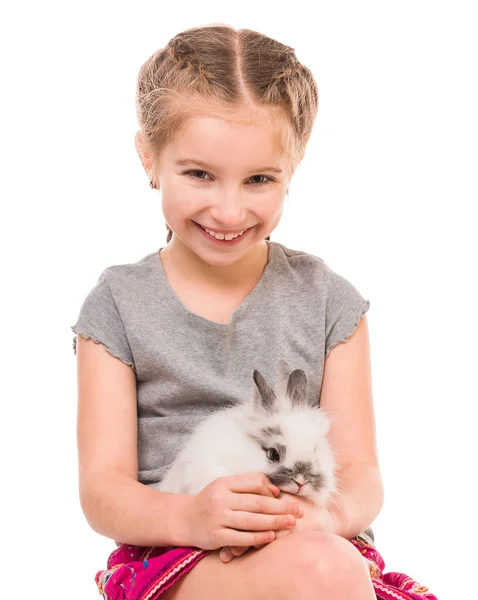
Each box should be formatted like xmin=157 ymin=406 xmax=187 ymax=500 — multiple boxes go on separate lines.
xmin=71 ymin=23 xmax=438 ymax=600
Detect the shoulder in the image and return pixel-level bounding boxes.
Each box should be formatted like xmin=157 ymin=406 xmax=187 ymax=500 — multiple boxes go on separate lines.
xmin=271 ymin=241 xmax=326 ymax=288
xmin=98 ymin=249 xmax=160 ymax=294
xmin=272 ymin=241 xmax=365 ymax=298
xmin=272 ymin=240 xmax=325 ymax=269
xmin=70 ymin=252 xmax=162 ymax=370
xmin=271 ymin=241 xmax=354 ymax=298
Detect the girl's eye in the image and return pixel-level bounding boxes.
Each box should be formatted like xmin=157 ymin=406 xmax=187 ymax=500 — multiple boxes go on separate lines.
xmin=185 ymin=170 xmax=272 ymax=186
xmin=188 ymin=170 xmax=209 ymax=181
xmin=249 ymin=174 xmax=271 ymax=185
xmin=266 ymin=448 xmax=281 ymax=462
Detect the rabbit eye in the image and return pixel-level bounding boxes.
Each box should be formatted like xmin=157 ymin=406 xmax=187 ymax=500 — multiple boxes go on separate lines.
xmin=266 ymin=448 xmax=281 ymax=462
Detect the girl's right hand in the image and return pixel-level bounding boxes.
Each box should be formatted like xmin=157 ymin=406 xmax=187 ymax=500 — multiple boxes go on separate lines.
xmin=185 ymin=472 xmax=303 ymax=551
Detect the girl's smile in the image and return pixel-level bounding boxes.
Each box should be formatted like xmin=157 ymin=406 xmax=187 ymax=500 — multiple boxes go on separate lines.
xmin=193 ymin=221 xmax=253 ymax=245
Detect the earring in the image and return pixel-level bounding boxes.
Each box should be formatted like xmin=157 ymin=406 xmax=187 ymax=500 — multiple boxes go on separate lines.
xmin=150 ymin=179 xmax=155 ymax=189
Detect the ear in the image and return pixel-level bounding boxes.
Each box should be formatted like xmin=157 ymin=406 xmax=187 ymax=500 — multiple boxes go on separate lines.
xmin=135 ymin=130 xmax=156 ymax=181
xmin=252 ymin=370 xmax=277 ymax=413
xmin=286 ymin=369 xmax=311 ymax=408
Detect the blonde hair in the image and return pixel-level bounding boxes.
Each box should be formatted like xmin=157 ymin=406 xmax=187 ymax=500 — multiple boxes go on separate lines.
xmin=135 ymin=23 xmax=319 ymax=243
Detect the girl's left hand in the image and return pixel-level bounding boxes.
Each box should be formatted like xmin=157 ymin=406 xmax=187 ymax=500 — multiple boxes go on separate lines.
xmin=219 ymin=491 xmax=336 ymax=563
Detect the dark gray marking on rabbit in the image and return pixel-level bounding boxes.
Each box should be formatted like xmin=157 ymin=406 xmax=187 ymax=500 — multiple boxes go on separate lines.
xmin=261 ymin=425 xmax=283 ymax=437
xmin=287 ymin=368 xmax=317 ymax=408
xmin=269 ymin=460 xmax=325 ymax=490
xmin=253 ymin=369 xmax=277 ymax=413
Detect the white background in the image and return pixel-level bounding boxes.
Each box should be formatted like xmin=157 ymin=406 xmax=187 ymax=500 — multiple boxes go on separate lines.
xmin=2 ymin=1 xmax=476 ymax=598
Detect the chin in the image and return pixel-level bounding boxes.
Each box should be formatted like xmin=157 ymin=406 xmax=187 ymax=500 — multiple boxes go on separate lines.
xmin=197 ymin=249 xmax=249 ymax=267
xmin=192 ymin=241 xmax=255 ymax=266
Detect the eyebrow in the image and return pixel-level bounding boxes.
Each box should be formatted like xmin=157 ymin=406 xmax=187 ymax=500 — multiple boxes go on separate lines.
xmin=176 ymin=158 xmax=283 ymax=174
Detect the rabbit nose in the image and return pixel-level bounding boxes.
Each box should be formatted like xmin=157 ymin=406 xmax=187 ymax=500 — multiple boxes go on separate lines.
xmin=293 ymin=479 xmax=309 ymax=491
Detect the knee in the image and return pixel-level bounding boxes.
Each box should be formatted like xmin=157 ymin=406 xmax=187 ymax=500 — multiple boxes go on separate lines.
xmin=275 ymin=531 xmax=373 ymax=599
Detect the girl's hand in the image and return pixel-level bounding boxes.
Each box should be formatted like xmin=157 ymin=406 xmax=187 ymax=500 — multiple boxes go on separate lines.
xmin=219 ymin=541 xmax=267 ymax=563
xmin=185 ymin=473 xmax=304 ymax=553
xmin=219 ymin=491 xmax=334 ymax=563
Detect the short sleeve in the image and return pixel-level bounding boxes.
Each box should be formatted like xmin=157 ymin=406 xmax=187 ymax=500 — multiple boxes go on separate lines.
xmin=324 ymin=263 xmax=370 ymax=359
xmin=70 ymin=270 xmax=136 ymax=372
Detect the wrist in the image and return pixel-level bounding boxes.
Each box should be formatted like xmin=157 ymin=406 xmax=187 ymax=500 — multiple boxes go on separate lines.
xmin=168 ymin=493 xmax=196 ymax=547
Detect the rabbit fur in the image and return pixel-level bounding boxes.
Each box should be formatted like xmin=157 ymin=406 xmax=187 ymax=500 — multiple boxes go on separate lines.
xmin=154 ymin=369 xmax=338 ymax=508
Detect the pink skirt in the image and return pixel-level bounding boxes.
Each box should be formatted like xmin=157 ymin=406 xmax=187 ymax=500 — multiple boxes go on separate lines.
xmin=95 ymin=537 xmax=439 ymax=600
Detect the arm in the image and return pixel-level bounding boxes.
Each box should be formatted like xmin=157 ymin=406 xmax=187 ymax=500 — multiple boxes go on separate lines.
xmin=279 ymin=313 xmax=384 ymax=540
xmin=321 ymin=313 xmax=384 ymax=537
xmin=76 ymin=335 xmax=193 ymax=547
xmin=328 ymin=462 xmax=384 ymax=539
xmin=82 ymin=469 xmax=194 ymax=547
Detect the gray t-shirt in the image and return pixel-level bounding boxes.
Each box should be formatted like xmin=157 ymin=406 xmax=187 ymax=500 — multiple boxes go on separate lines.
xmin=71 ymin=240 xmax=374 ymax=545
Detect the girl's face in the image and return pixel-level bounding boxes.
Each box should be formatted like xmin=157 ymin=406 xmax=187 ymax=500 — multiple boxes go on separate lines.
xmin=153 ymin=114 xmax=290 ymax=267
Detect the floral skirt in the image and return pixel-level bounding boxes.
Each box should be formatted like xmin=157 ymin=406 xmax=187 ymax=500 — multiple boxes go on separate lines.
xmin=95 ymin=536 xmax=438 ymax=600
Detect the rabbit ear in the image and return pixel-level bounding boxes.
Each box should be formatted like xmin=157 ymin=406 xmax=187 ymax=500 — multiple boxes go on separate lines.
xmin=253 ymin=370 xmax=277 ymax=413
xmin=286 ymin=369 xmax=311 ymax=408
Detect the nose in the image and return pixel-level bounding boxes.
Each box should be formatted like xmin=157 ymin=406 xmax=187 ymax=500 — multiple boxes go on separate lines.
xmin=293 ymin=479 xmax=310 ymax=492
xmin=208 ymin=189 xmax=247 ymax=228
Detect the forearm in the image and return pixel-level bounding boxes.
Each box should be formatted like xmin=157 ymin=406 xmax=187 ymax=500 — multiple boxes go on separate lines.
xmin=329 ymin=463 xmax=384 ymax=540
xmin=81 ymin=469 xmax=193 ymax=547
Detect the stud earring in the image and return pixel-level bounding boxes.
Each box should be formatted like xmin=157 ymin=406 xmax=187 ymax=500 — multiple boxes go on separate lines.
xmin=150 ymin=179 xmax=155 ymax=189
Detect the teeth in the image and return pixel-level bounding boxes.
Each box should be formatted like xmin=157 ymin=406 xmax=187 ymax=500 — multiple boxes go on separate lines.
xmin=203 ymin=226 xmax=246 ymax=240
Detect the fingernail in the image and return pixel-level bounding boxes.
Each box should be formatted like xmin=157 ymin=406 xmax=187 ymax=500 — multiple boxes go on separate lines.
xmin=295 ymin=505 xmax=303 ymax=517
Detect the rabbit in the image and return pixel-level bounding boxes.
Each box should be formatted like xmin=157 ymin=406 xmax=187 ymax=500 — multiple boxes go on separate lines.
xmin=153 ymin=368 xmax=338 ymax=509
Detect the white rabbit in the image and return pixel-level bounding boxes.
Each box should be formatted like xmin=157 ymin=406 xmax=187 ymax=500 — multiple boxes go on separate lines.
xmin=154 ymin=369 xmax=338 ymax=509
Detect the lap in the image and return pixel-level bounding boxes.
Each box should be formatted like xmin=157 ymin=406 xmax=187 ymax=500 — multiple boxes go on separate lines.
xmin=161 ymin=531 xmax=371 ymax=600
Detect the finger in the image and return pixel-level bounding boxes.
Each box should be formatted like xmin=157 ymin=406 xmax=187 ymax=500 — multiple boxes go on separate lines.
xmin=268 ymin=483 xmax=281 ymax=497
xmin=230 ymin=493 xmax=303 ymax=517
xmin=222 ymin=529 xmax=276 ymax=548
xmin=219 ymin=548 xmax=233 ymax=563
xmin=230 ymin=546 xmax=250 ymax=557
xmin=225 ymin=473 xmax=278 ymax=497
xmin=219 ymin=545 xmax=250 ymax=563
xmin=227 ymin=510 xmax=296 ymax=532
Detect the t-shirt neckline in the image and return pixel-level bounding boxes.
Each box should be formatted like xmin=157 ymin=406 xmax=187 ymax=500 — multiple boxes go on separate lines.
xmin=154 ymin=240 xmax=276 ymax=330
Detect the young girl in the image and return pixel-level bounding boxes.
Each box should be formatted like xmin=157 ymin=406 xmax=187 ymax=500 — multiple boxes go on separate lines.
xmin=71 ymin=24 xmax=438 ymax=600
